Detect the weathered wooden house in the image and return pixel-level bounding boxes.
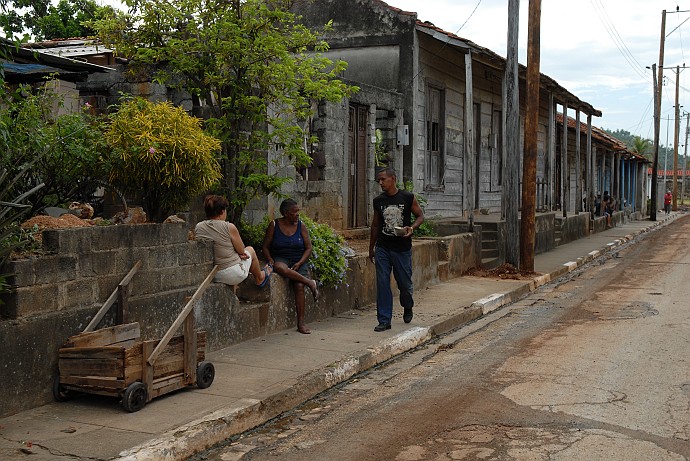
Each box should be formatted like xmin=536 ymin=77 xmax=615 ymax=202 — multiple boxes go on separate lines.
xmin=284 ymin=0 xmax=648 ymax=234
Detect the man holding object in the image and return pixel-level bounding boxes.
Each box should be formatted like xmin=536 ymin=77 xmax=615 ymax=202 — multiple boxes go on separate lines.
xmin=369 ymin=168 xmax=424 ymax=332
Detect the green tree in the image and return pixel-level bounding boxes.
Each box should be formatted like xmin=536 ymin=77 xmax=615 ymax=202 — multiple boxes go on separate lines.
xmin=106 ymin=97 xmax=222 ymax=221
xmin=0 ymin=0 xmax=106 ymax=41
xmin=0 ymin=82 xmax=111 ymax=215
xmin=93 ymin=0 xmax=356 ymax=222
xmin=630 ymin=135 xmax=652 ymax=160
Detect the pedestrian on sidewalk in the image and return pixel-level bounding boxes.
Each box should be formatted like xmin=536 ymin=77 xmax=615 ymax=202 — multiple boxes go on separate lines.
xmin=664 ymin=190 xmax=672 ymax=214
xmin=263 ymin=198 xmax=319 ymax=334
xmin=369 ymin=167 xmax=424 ymax=332
xmin=195 ymin=195 xmax=272 ymax=288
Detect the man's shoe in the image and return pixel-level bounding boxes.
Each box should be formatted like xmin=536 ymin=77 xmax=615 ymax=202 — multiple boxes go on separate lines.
xmin=403 ymin=308 xmax=413 ymax=324
xmin=374 ymin=323 xmax=391 ymax=332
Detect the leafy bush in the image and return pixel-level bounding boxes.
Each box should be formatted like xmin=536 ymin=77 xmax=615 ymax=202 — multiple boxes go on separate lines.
xmin=301 ymin=216 xmax=348 ymax=289
xmin=0 ymin=83 xmax=110 ymax=215
xmin=237 ymin=217 xmax=270 ymax=251
xmin=106 ymin=97 xmax=222 ymax=221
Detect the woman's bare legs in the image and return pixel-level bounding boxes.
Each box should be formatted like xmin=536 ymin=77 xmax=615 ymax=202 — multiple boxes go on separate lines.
xmin=272 ymin=262 xmax=319 ymax=334
xmin=245 ymin=246 xmax=272 ymax=285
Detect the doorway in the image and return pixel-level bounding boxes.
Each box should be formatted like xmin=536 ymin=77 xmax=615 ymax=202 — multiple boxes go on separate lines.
xmin=348 ymin=104 xmax=368 ymax=228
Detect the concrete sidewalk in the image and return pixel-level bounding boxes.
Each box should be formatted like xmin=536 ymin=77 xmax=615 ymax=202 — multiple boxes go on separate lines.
xmin=0 ymin=213 xmax=681 ymax=461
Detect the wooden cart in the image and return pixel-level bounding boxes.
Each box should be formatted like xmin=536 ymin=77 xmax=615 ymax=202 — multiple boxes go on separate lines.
xmin=53 ymin=262 xmax=219 ymax=412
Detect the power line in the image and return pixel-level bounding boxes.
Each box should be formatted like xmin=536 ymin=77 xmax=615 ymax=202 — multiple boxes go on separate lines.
xmin=588 ymin=0 xmax=648 ymax=80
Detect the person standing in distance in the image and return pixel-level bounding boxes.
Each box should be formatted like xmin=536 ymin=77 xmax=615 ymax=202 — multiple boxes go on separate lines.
xmin=368 ymin=167 xmax=424 ymax=332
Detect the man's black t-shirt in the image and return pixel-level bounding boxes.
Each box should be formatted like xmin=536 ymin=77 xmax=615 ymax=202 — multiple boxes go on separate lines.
xmin=373 ymin=189 xmax=414 ymax=252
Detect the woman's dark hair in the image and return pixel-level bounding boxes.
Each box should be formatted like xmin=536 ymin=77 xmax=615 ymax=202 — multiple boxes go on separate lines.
xmin=279 ymin=198 xmax=298 ymax=216
xmin=203 ymin=195 xmax=229 ymax=219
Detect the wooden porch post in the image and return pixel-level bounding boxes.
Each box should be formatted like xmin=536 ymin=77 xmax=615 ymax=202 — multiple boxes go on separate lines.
xmin=586 ymin=114 xmax=593 ymax=214
xmin=464 ymin=52 xmax=475 ymax=229
xmin=548 ymin=94 xmax=556 ymax=211
xmin=561 ymin=102 xmax=568 ymax=217
xmin=575 ymin=110 xmax=581 ymax=214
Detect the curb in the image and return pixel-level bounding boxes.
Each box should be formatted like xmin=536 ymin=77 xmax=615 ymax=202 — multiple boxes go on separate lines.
xmin=114 ymin=214 xmax=681 ymax=461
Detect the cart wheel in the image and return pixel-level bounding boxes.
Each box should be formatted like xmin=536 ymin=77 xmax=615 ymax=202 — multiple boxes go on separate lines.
xmin=196 ymin=361 xmax=215 ymax=389
xmin=122 ymin=382 xmax=148 ymax=412
xmin=52 ymin=374 xmax=72 ymax=402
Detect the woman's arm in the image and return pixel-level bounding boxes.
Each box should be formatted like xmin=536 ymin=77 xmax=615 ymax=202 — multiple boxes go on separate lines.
xmin=227 ymin=223 xmax=248 ymax=259
xmin=262 ymin=220 xmax=276 ymax=265
xmin=293 ymin=221 xmax=313 ymax=270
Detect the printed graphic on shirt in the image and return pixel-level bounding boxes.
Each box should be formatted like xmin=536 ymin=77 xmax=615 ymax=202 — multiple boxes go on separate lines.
xmin=381 ymin=204 xmax=404 ymax=236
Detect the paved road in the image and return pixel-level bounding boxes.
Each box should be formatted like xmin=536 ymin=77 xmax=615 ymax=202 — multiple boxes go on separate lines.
xmin=194 ymin=217 xmax=690 ymax=461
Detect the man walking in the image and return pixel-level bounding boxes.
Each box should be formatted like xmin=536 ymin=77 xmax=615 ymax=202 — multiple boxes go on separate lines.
xmin=369 ymin=168 xmax=424 ymax=332
xmin=664 ymin=190 xmax=672 ymax=214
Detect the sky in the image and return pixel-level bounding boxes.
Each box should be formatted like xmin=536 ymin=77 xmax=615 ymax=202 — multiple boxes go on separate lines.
xmin=389 ymin=0 xmax=690 ymax=142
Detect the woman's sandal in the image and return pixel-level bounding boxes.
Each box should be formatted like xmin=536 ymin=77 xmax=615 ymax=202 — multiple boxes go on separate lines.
xmin=256 ymin=264 xmax=273 ymax=288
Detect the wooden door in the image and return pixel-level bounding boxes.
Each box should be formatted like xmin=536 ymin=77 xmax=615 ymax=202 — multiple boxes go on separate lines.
xmin=348 ymin=105 xmax=368 ymax=228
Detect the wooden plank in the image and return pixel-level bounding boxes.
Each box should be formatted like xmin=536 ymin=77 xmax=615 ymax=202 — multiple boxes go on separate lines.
xmin=149 ymin=377 xmax=186 ymax=400
xmin=142 ymin=340 xmax=154 ymax=402
xmin=60 ymin=375 xmax=124 ymax=390
xmin=65 ymin=323 xmax=140 ymax=348
xmin=58 ymin=347 xmax=126 ymax=359
xmin=148 ymin=266 xmax=218 ymax=366
xmin=183 ymin=311 xmax=196 ymax=386
xmin=84 ymin=260 xmax=141 ymax=332
xmin=59 ymin=358 xmax=124 ymax=377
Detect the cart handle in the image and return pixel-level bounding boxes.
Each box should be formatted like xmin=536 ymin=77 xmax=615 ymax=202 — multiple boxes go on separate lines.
xmin=147 ymin=265 xmax=219 ymax=366
xmin=84 ymin=260 xmax=142 ymax=333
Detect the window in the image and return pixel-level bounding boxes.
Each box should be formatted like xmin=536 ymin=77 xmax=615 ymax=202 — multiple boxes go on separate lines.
xmin=426 ymin=85 xmax=445 ymax=188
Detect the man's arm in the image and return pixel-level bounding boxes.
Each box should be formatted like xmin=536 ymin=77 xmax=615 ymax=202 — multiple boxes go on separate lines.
xmin=405 ymin=196 xmax=424 ymax=237
xmin=369 ymin=208 xmax=381 ymax=260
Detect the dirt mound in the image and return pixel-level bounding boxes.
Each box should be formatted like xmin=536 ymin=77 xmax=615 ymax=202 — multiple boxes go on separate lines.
xmin=467 ymin=263 xmax=539 ymax=280
xmin=21 ymin=214 xmax=94 ymax=230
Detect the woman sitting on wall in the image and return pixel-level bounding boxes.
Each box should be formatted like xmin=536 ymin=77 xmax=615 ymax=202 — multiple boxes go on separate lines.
xmin=262 ymin=198 xmax=319 ymax=334
xmin=195 ymin=195 xmax=272 ymax=288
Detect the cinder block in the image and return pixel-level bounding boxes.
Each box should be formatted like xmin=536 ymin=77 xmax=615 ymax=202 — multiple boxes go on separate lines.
xmin=60 ymin=278 xmax=98 ymax=309
xmin=89 ymin=225 xmax=134 ymax=251
xmin=114 ymin=247 xmax=149 ymax=273
xmin=158 ymin=222 xmax=192 ymax=245
xmin=43 ymin=227 xmax=93 ymax=254
xmin=34 ymin=255 xmax=78 ymax=285
xmin=4 ymin=258 xmax=36 ymax=287
xmin=147 ymin=245 xmax=180 ymax=269
xmin=130 ymin=224 xmax=162 ymax=248
xmin=79 ymin=250 xmax=117 ymax=277
xmin=130 ymin=270 xmax=163 ymax=297
xmin=1 ymin=284 xmax=60 ymax=319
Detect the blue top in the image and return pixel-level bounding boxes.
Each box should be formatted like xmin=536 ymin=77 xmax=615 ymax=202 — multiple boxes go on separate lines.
xmin=270 ymin=219 xmax=305 ymax=261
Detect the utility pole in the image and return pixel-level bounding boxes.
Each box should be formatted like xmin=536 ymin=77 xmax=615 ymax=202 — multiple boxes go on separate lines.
xmin=651 ymin=64 xmax=660 ymax=221
xmin=651 ymin=10 xmax=667 ymax=221
xmin=673 ymin=65 xmax=680 ymax=210
xmin=680 ymin=112 xmax=690 ymax=205
xmin=504 ymin=0 xmax=520 ymax=267
xmin=520 ymin=0 xmax=541 ymax=272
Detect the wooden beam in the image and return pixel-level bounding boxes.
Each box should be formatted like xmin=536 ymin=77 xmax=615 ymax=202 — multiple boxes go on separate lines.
xmin=84 ymin=260 xmax=141 ymax=333
xmin=147 ymin=266 xmax=219 ymax=366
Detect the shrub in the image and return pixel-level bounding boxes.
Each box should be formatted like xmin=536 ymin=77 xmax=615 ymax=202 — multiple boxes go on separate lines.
xmin=301 ymin=216 xmax=348 ymax=289
xmin=106 ymin=97 xmax=222 ymax=221
xmin=0 ymin=83 xmax=109 ymax=215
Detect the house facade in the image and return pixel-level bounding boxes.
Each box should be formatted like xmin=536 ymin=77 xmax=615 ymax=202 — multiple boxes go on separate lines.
xmin=287 ymin=0 xmax=647 ymax=231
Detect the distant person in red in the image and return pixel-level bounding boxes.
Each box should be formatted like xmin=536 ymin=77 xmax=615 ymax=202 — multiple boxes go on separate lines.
xmin=664 ymin=190 xmax=672 ymax=214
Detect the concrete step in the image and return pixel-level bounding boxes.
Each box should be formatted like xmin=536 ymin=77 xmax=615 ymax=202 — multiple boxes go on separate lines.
xmin=481 ymin=248 xmax=499 ymax=259
xmin=481 ymin=257 xmax=501 ymax=270
xmin=482 ymin=239 xmax=498 ymax=250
